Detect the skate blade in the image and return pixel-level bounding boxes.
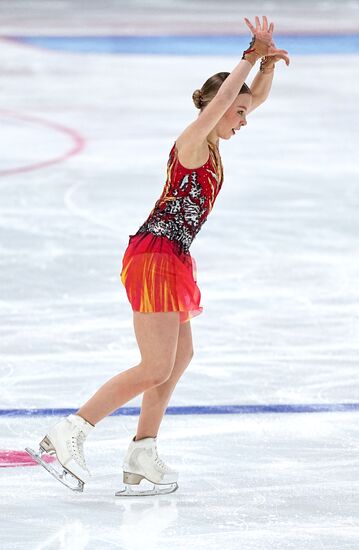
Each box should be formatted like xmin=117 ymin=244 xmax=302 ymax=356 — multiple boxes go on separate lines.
xmin=115 ymin=479 xmax=178 ymax=497
xmin=25 ymin=447 xmax=84 ymax=493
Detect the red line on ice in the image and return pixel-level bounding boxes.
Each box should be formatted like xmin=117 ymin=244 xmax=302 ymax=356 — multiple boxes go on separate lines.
xmin=0 ymin=109 xmax=86 ymax=177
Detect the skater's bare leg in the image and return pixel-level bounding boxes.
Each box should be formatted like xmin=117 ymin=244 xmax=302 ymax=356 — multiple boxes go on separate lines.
xmin=76 ymin=312 xmax=181 ymax=426
xmin=135 ymin=319 xmax=194 ymax=440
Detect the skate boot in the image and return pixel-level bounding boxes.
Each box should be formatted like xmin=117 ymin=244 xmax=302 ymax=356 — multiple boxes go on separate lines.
xmin=115 ymin=435 xmax=179 ymax=497
xmin=25 ymin=414 xmax=94 ymax=492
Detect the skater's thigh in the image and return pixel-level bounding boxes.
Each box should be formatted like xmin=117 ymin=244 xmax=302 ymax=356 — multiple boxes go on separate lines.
xmin=133 ymin=311 xmax=180 ymax=370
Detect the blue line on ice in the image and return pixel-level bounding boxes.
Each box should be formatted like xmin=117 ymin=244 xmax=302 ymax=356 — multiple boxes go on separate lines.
xmin=1 ymin=403 xmax=359 ymax=417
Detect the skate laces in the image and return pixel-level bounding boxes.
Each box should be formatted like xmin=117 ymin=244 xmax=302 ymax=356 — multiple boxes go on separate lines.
xmin=67 ymin=426 xmax=88 ymax=471
xmin=155 ymin=455 xmax=167 ymax=470
xmin=153 ymin=443 xmax=171 ymax=472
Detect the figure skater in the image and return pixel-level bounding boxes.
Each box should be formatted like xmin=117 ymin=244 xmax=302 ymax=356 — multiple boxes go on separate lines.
xmin=26 ymin=15 xmax=289 ymax=496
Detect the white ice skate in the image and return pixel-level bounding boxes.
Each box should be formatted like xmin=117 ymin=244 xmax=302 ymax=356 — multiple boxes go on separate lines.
xmin=25 ymin=414 xmax=94 ymax=492
xmin=115 ymin=435 xmax=179 ymax=497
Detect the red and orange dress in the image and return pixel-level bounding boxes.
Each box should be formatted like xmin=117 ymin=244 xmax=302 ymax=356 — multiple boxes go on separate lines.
xmin=120 ymin=140 xmax=223 ymax=323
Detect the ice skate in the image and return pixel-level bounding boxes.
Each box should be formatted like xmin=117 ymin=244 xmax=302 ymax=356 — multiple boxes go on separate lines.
xmin=25 ymin=414 xmax=94 ymax=492
xmin=115 ymin=435 xmax=179 ymax=497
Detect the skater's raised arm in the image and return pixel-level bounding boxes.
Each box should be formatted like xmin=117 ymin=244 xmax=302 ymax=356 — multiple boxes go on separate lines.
xmin=178 ymin=16 xmax=288 ymax=148
xmin=183 ymin=60 xmax=253 ymax=145
xmin=249 ymin=66 xmax=275 ymax=112
xmin=248 ymin=33 xmax=290 ymax=113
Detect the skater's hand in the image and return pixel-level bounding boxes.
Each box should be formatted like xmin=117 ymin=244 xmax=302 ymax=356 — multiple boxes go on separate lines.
xmin=244 ymin=16 xmax=289 ymax=66
xmin=244 ymin=15 xmax=274 ymax=46
xmin=266 ymin=38 xmax=290 ymax=66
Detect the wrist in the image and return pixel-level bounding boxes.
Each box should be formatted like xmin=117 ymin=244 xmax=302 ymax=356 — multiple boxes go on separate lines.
xmin=260 ymin=56 xmax=275 ymax=74
xmin=242 ymin=36 xmax=269 ymax=66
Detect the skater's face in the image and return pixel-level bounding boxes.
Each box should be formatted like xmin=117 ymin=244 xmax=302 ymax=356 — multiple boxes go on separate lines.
xmin=218 ymin=93 xmax=252 ymax=140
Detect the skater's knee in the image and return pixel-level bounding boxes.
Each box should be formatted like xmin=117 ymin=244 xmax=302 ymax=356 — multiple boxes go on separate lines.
xmin=148 ymin=369 xmax=173 ymax=387
xmin=179 ymin=347 xmax=194 ymax=370
xmin=141 ymin=361 xmax=174 ymax=387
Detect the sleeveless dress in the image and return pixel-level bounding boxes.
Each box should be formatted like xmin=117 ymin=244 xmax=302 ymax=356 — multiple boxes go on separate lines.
xmin=120 ymin=140 xmax=223 ymax=323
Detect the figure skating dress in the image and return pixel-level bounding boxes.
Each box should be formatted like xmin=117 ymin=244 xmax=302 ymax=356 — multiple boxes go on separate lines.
xmin=120 ymin=140 xmax=223 ymax=323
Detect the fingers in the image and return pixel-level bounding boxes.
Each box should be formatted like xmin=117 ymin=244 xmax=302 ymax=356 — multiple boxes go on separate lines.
xmin=268 ymin=45 xmax=289 ymax=55
xmin=279 ymin=54 xmax=290 ymax=66
xmin=267 ymin=52 xmax=291 ymax=66
xmin=244 ymin=15 xmax=275 ymax=37
xmin=244 ymin=17 xmax=256 ymax=34
xmin=268 ymin=50 xmax=289 ymax=57
xmin=263 ymin=16 xmax=274 ymax=35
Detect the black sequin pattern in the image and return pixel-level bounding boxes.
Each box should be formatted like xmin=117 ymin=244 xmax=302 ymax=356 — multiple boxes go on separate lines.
xmin=133 ymin=143 xmax=223 ymax=255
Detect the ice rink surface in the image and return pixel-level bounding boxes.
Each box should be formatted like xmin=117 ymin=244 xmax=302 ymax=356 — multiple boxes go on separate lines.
xmin=1 ymin=1 xmax=359 ymax=548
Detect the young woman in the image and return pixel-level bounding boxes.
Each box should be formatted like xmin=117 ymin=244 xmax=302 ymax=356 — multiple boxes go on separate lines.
xmin=26 ymin=16 xmax=289 ymax=496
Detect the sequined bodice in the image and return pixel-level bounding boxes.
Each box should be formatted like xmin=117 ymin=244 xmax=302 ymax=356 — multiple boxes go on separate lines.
xmin=133 ymin=140 xmax=223 ymax=255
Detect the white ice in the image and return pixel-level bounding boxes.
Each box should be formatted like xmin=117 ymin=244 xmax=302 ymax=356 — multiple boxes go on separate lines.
xmin=1 ymin=1 xmax=359 ymax=549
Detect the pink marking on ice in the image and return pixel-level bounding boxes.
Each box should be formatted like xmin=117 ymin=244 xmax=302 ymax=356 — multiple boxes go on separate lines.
xmin=0 ymin=450 xmax=56 ymax=468
xmin=0 ymin=109 xmax=86 ymax=177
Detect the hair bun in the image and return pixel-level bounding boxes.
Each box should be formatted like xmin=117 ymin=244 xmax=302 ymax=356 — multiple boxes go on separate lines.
xmin=192 ymin=89 xmax=203 ymax=109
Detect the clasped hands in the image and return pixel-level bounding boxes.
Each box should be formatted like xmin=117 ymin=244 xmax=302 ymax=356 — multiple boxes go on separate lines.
xmin=244 ymin=15 xmax=290 ymax=67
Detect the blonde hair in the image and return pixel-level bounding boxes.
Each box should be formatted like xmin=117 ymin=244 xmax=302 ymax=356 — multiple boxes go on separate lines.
xmin=192 ymin=72 xmax=252 ymax=110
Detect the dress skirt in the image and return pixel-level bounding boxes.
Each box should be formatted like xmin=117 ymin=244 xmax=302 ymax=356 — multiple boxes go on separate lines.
xmin=120 ymin=232 xmax=203 ymax=324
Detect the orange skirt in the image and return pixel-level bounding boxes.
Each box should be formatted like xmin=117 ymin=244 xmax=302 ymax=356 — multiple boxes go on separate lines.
xmin=120 ymin=232 xmax=203 ymax=323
